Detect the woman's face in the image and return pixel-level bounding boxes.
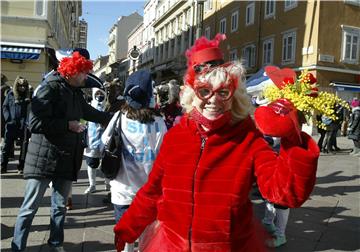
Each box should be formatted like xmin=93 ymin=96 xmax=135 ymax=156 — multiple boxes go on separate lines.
xmin=192 ymin=80 xmax=233 ymax=119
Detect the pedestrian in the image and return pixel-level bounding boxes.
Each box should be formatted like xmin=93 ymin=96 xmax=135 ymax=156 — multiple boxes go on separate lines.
xmin=102 ymin=70 xmax=167 ymax=252
xmin=322 ymin=114 xmax=334 ymax=153
xmin=348 ymin=98 xmax=360 ymax=156
xmin=83 ymin=87 xmax=110 ymax=194
xmin=316 ymin=114 xmax=326 ymax=151
xmin=113 ymin=34 xmax=319 ymax=252
xmin=1 ymin=76 xmax=31 ymax=173
xmin=1 ymin=73 xmax=11 ymax=138
xmin=11 ymin=49 xmax=111 ymax=252
xmin=261 ymin=136 xmax=289 ymax=248
xmin=102 ymin=78 xmax=126 ymax=204
xmin=155 ymin=79 xmax=183 ymax=129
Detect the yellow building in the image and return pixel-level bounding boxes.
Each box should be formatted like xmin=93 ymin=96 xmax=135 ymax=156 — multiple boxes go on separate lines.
xmin=202 ymin=0 xmax=360 ymax=100
xmin=1 ymin=0 xmax=82 ymax=87
xmin=149 ymin=0 xmax=359 ymax=99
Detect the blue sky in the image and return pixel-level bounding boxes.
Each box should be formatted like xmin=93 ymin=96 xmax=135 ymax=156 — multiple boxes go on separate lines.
xmin=82 ymin=0 xmax=145 ymax=60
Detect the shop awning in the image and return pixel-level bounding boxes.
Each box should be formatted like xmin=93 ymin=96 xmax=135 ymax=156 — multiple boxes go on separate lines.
xmin=1 ymin=45 xmax=42 ymax=60
xmin=330 ymin=81 xmax=360 ymax=92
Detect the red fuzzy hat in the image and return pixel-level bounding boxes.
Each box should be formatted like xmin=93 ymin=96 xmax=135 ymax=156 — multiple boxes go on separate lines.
xmin=184 ymin=33 xmax=226 ymax=87
xmin=57 ymin=51 xmax=93 ymax=77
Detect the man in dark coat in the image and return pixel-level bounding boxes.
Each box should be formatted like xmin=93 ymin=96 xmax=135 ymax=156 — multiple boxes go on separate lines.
xmin=1 ymin=73 xmax=11 ymax=138
xmin=1 ymin=76 xmax=31 ymax=173
xmin=11 ymin=49 xmax=111 ymax=252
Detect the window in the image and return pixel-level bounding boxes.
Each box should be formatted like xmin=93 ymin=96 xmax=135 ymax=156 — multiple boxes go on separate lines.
xmin=264 ymin=0 xmax=275 ymax=19
xmin=263 ymin=38 xmax=274 ymax=65
xmin=229 ymin=49 xmax=238 ymax=61
xmin=341 ymin=26 xmax=360 ymax=64
xmin=220 ymin=18 xmax=226 ymax=34
xmin=344 ymin=0 xmax=360 ymax=7
xmin=282 ymin=30 xmax=296 ymax=64
xmin=231 ymin=11 xmax=239 ymax=32
xmin=246 ymin=2 xmax=255 ymax=26
xmin=204 ymin=26 xmax=211 ymax=39
xmin=242 ymin=44 xmax=256 ymax=68
xmin=204 ymin=0 xmax=213 ymax=12
xmin=35 ymin=0 xmax=46 ymax=16
xmin=284 ymin=0 xmax=297 ymax=11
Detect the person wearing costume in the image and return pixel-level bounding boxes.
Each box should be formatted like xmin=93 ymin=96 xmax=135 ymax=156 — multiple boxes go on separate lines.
xmin=113 ymin=34 xmax=319 ymax=252
xmin=102 ymin=70 xmax=167 ymax=252
xmin=83 ymin=88 xmax=110 ymax=194
xmin=11 ymin=50 xmax=111 ymax=251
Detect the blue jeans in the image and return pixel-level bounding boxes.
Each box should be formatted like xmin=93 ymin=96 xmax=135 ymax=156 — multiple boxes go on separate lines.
xmin=11 ymin=178 xmax=72 ymax=251
xmin=114 ymin=204 xmax=129 ymax=223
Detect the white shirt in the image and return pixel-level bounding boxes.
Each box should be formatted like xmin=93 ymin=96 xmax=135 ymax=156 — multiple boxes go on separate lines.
xmin=102 ymin=111 xmax=167 ymax=205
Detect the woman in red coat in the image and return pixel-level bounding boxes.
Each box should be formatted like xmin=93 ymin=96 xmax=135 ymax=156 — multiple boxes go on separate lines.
xmin=113 ymin=34 xmax=320 ymax=252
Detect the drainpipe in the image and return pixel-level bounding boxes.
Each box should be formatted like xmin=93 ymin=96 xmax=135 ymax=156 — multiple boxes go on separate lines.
xmin=256 ymin=1 xmax=263 ymax=71
xmin=195 ymin=0 xmax=205 ymax=39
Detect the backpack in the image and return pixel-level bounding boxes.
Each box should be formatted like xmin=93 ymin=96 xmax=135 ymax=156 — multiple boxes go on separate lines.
xmin=100 ymin=112 xmax=122 ymax=180
xmin=321 ymin=115 xmax=332 ymax=126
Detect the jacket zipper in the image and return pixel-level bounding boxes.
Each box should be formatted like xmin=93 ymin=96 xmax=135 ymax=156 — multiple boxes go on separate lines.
xmin=189 ymin=137 xmax=206 ymax=251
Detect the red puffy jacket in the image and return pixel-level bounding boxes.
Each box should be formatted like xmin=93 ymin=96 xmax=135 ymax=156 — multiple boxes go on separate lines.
xmin=114 ymin=115 xmax=319 ymax=251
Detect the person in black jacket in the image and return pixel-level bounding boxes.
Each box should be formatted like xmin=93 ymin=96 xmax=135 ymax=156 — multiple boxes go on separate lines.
xmin=348 ymin=98 xmax=360 ymax=156
xmin=11 ymin=49 xmax=111 ymax=252
xmin=1 ymin=76 xmax=31 ymax=173
xmin=1 ymin=73 xmax=11 ymax=138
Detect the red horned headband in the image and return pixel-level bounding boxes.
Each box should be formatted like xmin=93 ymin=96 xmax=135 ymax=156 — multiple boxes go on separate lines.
xmin=185 ymin=33 xmax=226 ymax=87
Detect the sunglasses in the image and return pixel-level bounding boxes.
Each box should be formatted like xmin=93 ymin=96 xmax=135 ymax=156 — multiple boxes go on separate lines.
xmin=194 ymin=82 xmax=235 ymax=101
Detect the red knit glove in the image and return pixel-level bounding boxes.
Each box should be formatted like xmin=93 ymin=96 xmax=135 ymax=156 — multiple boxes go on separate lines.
xmin=114 ymin=231 xmax=125 ymax=252
xmin=254 ymin=99 xmax=302 ymax=145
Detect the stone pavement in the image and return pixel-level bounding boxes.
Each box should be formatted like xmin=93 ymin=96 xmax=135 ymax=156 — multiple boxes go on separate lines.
xmin=1 ymin=136 xmax=359 ymax=252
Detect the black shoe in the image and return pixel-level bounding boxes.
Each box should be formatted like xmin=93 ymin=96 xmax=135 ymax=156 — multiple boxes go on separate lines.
xmin=1 ymin=165 xmax=7 ymax=173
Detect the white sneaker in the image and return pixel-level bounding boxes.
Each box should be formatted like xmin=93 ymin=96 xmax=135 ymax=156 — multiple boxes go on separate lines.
xmin=84 ymin=185 xmax=96 ymax=194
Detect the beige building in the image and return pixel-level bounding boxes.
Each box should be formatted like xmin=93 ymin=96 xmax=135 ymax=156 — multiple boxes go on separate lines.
xmin=152 ymin=0 xmax=204 ymax=83
xmin=128 ymin=22 xmax=144 ymax=74
xmin=141 ymin=0 xmax=159 ymax=71
xmin=1 ymin=0 xmax=82 ymax=87
xmin=77 ymin=18 xmax=88 ymax=49
xmin=107 ymin=12 xmax=143 ymax=80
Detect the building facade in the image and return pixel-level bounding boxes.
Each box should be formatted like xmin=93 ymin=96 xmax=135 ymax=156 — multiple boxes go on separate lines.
xmin=147 ymin=0 xmax=359 ymax=99
xmin=151 ymin=0 xmax=204 ymax=83
xmin=1 ymin=0 xmax=83 ymax=87
xmin=140 ymin=0 xmax=159 ymax=71
xmin=202 ymin=0 xmax=360 ymax=99
xmin=107 ymin=12 xmax=143 ymax=80
xmin=128 ymin=22 xmax=144 ymax=74
xmin=77 ymin=18 xmax=88 ymax=49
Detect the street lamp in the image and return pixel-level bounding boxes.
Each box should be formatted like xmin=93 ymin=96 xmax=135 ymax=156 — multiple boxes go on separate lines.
xmin=129 ymin=45 xmax=140 ymax=73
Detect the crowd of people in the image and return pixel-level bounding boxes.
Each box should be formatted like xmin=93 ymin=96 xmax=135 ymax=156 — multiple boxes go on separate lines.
xmin=1 ymin=34 xmax=359 ymax=252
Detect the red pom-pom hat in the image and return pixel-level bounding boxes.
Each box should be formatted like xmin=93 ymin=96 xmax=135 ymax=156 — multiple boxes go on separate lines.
xmin=185 ymin=33 xmax=226 ymax=87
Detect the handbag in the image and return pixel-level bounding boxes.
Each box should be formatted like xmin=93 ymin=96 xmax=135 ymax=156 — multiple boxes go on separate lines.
xmin=100 ymin=112 xmax=122 ymax=179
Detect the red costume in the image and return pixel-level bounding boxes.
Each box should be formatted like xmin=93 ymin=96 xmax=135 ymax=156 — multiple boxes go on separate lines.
xmin=114 ymin=34 xmax=320 ymax=251
xmin=114 ymin=115 xmax=319 ymax=251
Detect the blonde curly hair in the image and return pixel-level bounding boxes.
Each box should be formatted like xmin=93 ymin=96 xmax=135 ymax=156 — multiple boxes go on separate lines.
xmin=180 ymin=61 xmax=252 ymax=123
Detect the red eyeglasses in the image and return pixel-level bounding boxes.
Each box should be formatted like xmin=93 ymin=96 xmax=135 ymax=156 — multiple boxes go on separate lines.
xmin=194 ymin=81 xmax=235 ymax=101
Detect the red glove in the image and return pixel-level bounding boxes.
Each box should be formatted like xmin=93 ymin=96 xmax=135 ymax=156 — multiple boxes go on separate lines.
xmin=114 ymin=231 xmax=125 ymax=252
xmin=254 ymin=99 xmax=302 ymax=145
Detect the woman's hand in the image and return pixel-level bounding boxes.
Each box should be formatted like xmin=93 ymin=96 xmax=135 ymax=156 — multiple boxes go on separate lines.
xmin=254 ymin=98 xmax=302 ymax=145
xmin=114 ymin=232 xmax=125 ymax=252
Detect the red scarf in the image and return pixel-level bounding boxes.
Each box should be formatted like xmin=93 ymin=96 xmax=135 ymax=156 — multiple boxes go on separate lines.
xmin=190 ymin=108 xmax=232 ymax=132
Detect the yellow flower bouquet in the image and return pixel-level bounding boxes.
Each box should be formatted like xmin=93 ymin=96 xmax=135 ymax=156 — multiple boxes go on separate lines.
xmin=261 ymin=67 xmax=349 ymax=128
